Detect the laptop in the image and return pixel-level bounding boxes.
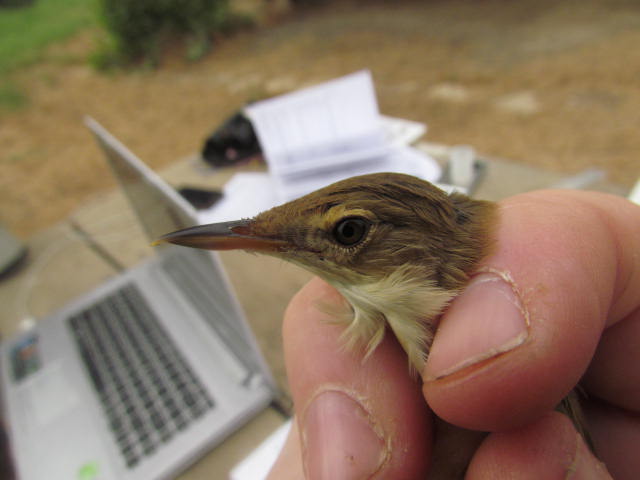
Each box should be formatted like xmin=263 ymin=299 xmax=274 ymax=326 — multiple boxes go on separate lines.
xmin=0 ymin=118 xmax=277 ymax=480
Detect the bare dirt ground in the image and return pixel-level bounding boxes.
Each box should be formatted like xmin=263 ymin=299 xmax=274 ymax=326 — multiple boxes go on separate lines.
xmin=2 ymin=0 xmax=639 ymax=238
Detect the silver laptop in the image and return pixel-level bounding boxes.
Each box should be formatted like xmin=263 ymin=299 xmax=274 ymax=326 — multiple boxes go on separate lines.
xmin=0 ymin=118 xmax=277 ymax=480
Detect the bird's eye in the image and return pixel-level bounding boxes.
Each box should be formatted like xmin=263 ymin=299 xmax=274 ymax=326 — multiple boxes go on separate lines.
xmin=333 ymin=217 xmax=369 ymax=246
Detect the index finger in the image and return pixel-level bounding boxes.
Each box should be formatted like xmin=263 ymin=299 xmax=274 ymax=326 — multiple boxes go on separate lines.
xmin=423 ymin=190 xmax=640 ymax=430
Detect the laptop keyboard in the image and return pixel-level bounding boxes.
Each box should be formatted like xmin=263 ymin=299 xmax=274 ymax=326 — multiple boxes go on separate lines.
xmin=68 ymin=284 xmax=215 ymax=469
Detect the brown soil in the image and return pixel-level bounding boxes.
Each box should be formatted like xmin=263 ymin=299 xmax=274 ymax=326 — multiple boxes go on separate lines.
xmin=2 ymin=0 xmax=639 ymax=238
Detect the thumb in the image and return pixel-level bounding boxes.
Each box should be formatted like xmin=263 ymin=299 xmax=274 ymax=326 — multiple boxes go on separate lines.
xmin=423 ymin=190 xmax=640 ymax=431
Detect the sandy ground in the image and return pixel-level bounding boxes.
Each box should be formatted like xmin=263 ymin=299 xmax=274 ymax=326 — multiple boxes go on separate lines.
xmin=2 ymin=0 xmax=639 ymax=238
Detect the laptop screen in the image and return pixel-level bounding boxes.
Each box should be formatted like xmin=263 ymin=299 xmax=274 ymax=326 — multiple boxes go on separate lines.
xmin=86 ymin=117 xmax=197 ymax=243
xmin=109 ymin=152 xmax=195 ymax=242
xmin=85 ymin=117 xmax=268 ymax=383
xmin=85 ymin=118 xmax=197 ymax=246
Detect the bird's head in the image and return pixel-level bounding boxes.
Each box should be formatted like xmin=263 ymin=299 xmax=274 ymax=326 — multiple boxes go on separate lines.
xmin=155 ymin=173 xmax=496 ymax=291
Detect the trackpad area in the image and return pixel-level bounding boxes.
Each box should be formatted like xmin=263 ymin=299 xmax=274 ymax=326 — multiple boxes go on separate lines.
xmin=17 ymin=362 xmax=82 ymax=431
xmin=12 ymin=363 xmax=116 ymax=479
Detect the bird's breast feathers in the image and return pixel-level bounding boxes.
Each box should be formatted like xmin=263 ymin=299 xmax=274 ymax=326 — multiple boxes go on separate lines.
xmin=326 ymin=263 xmax=456 ymax=373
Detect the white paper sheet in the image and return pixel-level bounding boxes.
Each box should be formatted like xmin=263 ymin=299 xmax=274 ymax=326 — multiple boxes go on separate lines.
xmin=197 ymin=172 xmax=278 ymax=224
xmin=201 ymin=71 xmax=441 ymax=223
xmin=228 ymin=420 xmax=292 ymax=480
xmin=245 ymin=71 xmax=385 ymax=173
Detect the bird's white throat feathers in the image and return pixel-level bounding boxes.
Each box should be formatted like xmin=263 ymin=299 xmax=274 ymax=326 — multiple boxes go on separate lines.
xmin=319 ymin=264 xmax=456 ymax=373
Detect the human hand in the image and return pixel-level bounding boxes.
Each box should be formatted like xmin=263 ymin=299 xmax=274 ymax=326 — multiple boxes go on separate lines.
xmin=266 ymin=189 xmax=640 ymax=479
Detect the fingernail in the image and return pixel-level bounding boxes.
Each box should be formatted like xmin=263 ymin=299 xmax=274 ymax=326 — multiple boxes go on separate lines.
xmin=566 ymin=433 xmax=612 ymax=479
xmin=301 ymin=390 xmax=388 ymax=480
xmin=425 ymin=271 xmax=529 ymax=380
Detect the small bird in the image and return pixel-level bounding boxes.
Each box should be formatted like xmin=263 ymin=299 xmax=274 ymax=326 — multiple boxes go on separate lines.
xmin=155 ymin=172 xmax=592 ymax=477
xmin=156 ymin=172 xmax=496 ymax=373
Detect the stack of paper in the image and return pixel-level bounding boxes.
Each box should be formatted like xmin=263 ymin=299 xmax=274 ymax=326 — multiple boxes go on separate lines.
xmin=201 ymin=70 xmax=440 ymax=223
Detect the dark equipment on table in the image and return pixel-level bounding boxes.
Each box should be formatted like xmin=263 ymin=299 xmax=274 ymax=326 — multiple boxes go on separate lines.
xmin=201 ymin=111 xmax=262 ymax=168
xmin=178 ymin=187 xmax=223 ymax=210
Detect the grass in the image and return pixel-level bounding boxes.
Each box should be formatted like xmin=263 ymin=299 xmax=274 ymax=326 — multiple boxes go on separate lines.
xmin=0 ymin=0 xmax=98 ymax=111
xmin=0 ymin=0 xmax=250 ymax=109
xmin=0 ymin=0 xmax=98 ymax=75
xmin=0 ymin=81 xmax=28 ymax=111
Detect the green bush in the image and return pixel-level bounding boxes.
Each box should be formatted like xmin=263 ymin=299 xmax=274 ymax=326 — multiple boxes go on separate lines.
xmin=289 ymin=0 xmax=328 ymax=6
xmin=0 ymin=0 xmax=36 ymax=7
xmin=97 ymin=0 xmax=230 ymax=66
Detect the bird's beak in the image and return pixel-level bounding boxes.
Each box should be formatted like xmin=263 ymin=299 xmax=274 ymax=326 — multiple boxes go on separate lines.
xmin=152 ymin=219 xmax=289 ymax=253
